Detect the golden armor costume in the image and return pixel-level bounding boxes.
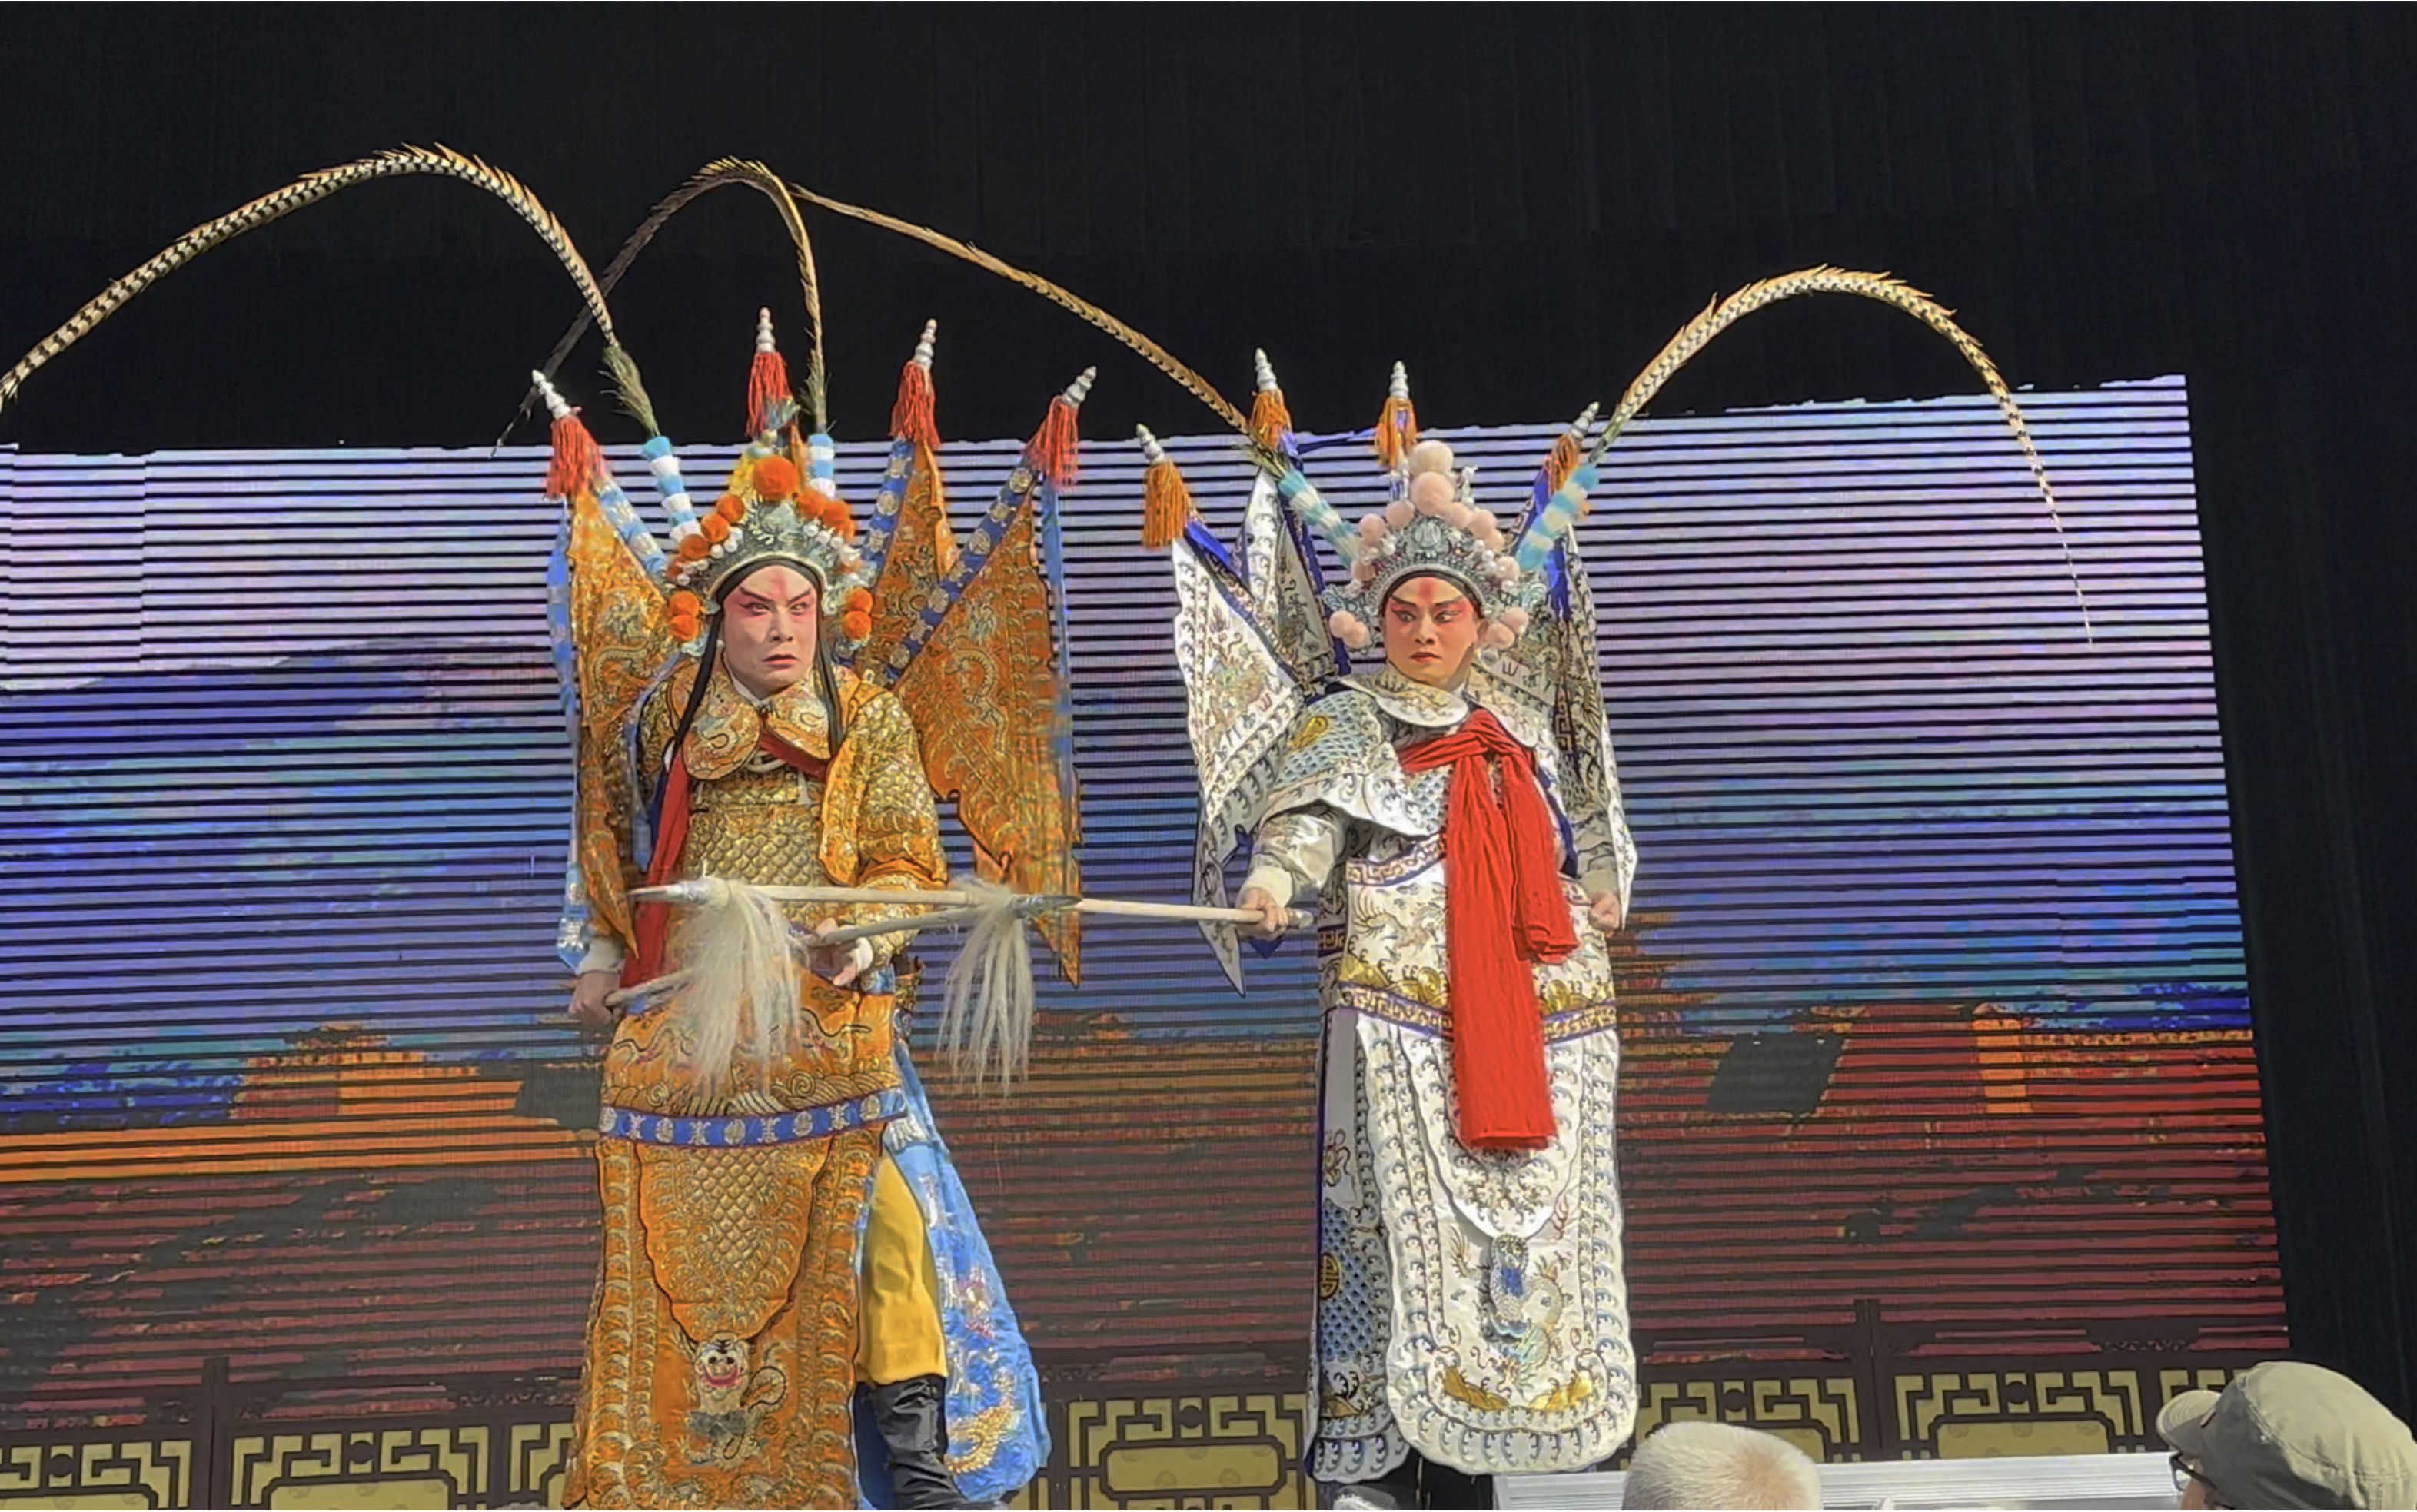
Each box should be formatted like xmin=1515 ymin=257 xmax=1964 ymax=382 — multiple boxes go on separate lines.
xmin=547 ymin=302 xmax=1077 ymax=1508
xmin=564 ymin=654 xmax=947 ymax=1507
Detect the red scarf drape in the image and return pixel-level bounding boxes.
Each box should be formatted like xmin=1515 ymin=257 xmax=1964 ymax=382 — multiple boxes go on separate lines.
xmin=624 ymin=731 xmax=829 ymax=990
xmin=1398 ymin=706 xmax=1576 ymax=1151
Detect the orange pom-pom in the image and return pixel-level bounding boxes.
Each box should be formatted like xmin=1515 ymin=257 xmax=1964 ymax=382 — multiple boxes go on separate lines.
xmin=700 ymin=514 xmax=731 ymax=545
xmin=715 ymin=493 xmax=747 ymax=524
xmin=751 ymin=455 xmax=800 ymax=501
xmin=677 ymin=533 xmax=711 ymax=562
xmin=831 ymin=507 xmax=859 ymax=542
xmin=667 ymin=592 xmax=702 ymax=641
xmin=846 ymin=587 xmax=873 ymax=615
xmin=841 ymin=610 xmax=873 ymax=642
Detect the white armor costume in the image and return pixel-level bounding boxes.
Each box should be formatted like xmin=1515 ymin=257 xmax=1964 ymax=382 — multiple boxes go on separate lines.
xmin=1153 ymin=364 xmax=1640 ymax=1490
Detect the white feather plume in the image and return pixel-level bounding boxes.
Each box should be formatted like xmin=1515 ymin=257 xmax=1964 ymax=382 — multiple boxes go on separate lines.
xmin=937 ymin=876 xmax=1038 ymax=1088
xmin=663 ymin=878 xmax=802 ymax=1090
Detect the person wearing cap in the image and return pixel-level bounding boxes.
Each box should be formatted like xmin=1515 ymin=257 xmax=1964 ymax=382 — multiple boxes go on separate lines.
xmin=2159 ymin=1361 xmax=2417 ymax=1509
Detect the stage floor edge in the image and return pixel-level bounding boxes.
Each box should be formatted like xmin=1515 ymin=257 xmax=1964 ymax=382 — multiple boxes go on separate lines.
xmin=1495 ymin=1449 xmax=2178 ymax=1510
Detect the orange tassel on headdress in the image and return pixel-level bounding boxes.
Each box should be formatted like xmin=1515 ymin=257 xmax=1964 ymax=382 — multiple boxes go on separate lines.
xmin=1372 ymin=361 xmax=1419 ymax=471
xmin=746 ymin=307 xmax=794 ymax=438
xmin=1252 ymin=389 xmax=1295 ymax=455
xmin=1137 ymin=426 xmax=1193 ymax=551
xmin=1250 ymin=347 xmax=1295 ymax=454
xmin=546 ymin=408 xmax=600 ymax=500
xmin=1025 ymin=367 xmax=1095 ymax=492
xmin=1546 ymin=429 xmax=1582 ymax=497
xmin=1544 ymin=401 xmax=1600 ymax=508
xmin=891 ymin=318 xmax=942 ymax=453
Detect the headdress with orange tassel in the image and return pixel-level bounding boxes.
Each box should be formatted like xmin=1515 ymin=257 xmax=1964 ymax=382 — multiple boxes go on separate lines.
xmin=644 ymin=309 xmax=876 ymax=650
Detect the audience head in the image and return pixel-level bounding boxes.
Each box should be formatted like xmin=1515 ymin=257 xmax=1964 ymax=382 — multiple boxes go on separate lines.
xmin=2159 ymin=1361 xmax=2417 ymax=1509
xmin=1621 ymin=1420 xmax=1823 ymax=1510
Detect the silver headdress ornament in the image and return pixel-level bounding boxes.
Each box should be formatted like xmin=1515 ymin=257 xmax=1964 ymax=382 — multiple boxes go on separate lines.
xmin=670 ymin=468 xmax=874 ymax=612
xmin=1322 ymin=438 xmax=1541 ymax=650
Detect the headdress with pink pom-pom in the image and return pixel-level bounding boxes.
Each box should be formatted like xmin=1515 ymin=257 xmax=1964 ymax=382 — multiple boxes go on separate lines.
xmin=1318 ymin=365 xmax=1558 ymax=653
xmin=1134 ymin=357 xmax=1600 ymax=657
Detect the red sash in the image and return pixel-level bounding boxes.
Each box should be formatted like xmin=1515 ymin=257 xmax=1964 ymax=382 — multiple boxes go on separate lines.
xmin=624 ymin=730 xmax=829 ymax=990
xmin=1398 ymin=707 xmax=1576 ymax=1151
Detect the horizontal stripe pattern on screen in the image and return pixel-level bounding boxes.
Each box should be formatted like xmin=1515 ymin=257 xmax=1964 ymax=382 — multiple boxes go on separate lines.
xmin=0 ymin=374 xmax=2276 ymax=1412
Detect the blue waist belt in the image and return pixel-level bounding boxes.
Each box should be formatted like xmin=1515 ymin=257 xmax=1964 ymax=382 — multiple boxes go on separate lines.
xmin=597 ymin=1085 xmax=909 ymax=1147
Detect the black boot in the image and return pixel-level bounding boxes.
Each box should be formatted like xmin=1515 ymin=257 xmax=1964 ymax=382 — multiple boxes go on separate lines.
xmin=866 ymin=1374 xmax=992 ymax=1510
xmin=1412 ymin=1457 xmax=1494 ymax=1510
xmin=1323 ymin=1452 xmax=1424 ymax=1509
xmin=1322 ymin=1451 xmax=1494 ymax=1511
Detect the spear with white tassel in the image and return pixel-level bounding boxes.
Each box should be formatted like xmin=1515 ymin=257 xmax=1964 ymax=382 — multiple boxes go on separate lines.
xmin=612 ymin=876 xmax=1312 ymax=1085
xmin=630 ymin=877 xmax=1311 ymax=929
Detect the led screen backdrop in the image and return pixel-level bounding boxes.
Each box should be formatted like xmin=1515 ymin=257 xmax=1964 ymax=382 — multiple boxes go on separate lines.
xmin=0 ymin=374 xmax=2279 ymax=1505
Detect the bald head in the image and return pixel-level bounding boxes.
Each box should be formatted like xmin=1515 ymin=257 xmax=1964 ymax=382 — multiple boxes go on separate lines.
xmin=1621 ymin=1421 xmax=1823 ymax=1510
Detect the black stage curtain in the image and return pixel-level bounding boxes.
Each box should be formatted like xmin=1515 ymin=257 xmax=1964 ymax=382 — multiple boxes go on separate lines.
xmin=6 ymin=2 xmax=2413 ymax=1415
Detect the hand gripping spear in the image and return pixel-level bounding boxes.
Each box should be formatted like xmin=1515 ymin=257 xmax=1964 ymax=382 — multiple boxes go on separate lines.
xmin=607 ymin=877 xmax=1312 ymax=1086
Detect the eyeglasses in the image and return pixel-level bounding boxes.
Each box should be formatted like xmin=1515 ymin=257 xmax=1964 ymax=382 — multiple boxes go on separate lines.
xmin=2169 ymin=1453 xmax=2231 ymax=1507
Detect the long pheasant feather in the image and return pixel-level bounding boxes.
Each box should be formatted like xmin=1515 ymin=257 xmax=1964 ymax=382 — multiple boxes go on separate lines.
xmin=509 ymin=158 xmax=829 ymax=446
xmin=1588 ymin=266 xmax=2092 ymax=638
xmin=783 ymin=179 xmax=1248 ymax=436
xmin=2 ymin=145 xmax=619 ymax=415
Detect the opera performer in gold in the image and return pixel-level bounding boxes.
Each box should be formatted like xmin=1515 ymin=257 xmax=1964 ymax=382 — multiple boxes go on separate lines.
xmin=0 ymin=147 xmax=1084 ymax=1512
xmin=548 ymin=314 xmax=1078 ymax=1509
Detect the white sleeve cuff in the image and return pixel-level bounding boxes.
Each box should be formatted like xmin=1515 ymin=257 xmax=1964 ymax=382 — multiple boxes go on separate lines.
xmin=577 ymin=934 xmax=627 ymax=975
xmin=1240 ymin=863 xmax=1295 ymax=909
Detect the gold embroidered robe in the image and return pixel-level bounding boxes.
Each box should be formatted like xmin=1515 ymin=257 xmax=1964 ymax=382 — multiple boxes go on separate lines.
xmin=564 ymin=657 xmax=946 ymax=1509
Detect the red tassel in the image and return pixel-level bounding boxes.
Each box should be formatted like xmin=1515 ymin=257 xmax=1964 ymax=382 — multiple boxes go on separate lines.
xmin=546 ymin=410 xmax=600 ymax=500
xmin=746 ymin=347 xmax=793 ymax=438
xmin=891 ymin=358 xmax=940 ymax=452
xmin=1025 ymin=396 xmax=1081 ymax=491
xmin=1249 ymin=386 xmax=1294 ymax=455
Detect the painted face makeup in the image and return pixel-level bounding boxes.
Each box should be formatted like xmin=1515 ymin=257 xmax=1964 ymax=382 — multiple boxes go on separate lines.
xmin=1381 ymin=573 xmax=1481 ymax=688
xmin=719 ymin=562 xmax=820 ymax=697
